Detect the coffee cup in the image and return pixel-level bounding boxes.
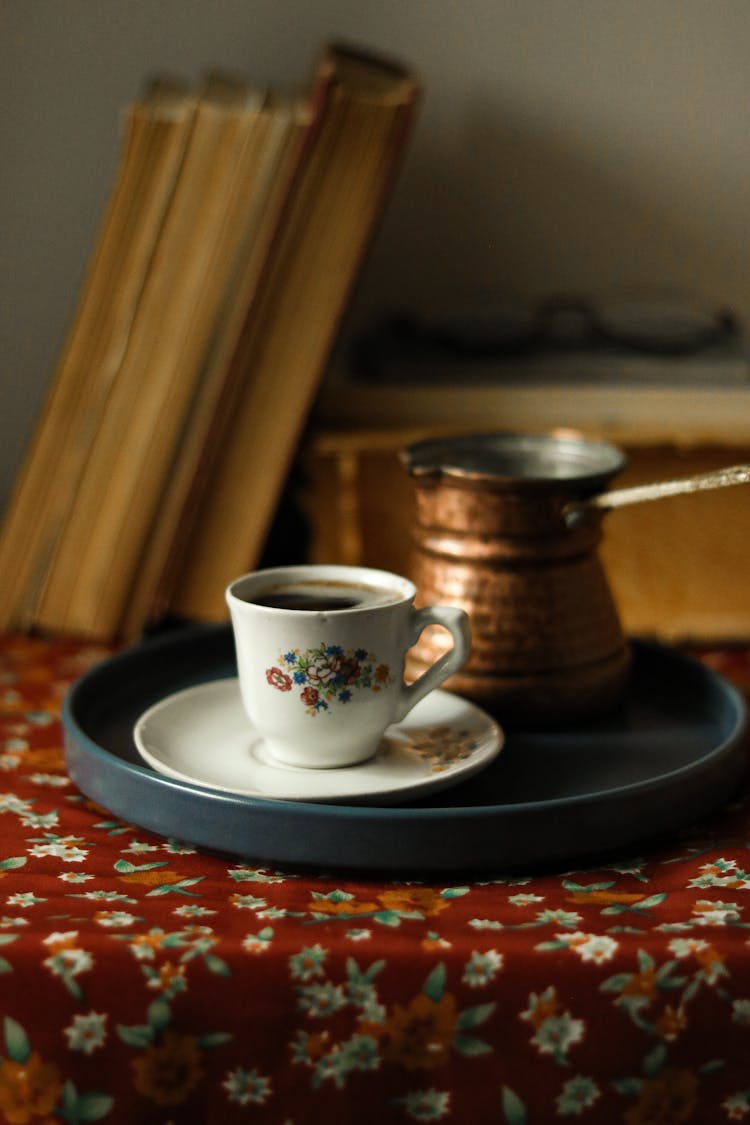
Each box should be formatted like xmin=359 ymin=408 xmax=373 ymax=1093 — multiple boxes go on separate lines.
xmin=226 ymin=563 xmax=471 ymax=768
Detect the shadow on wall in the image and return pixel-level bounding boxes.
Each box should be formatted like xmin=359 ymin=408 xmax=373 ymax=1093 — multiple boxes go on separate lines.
xmin=351 ymin=96 xmax=746 ymax=330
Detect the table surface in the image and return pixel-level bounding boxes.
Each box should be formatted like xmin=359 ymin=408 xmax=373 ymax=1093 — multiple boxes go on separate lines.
xmin=2 ymin=633 xmax=750 ymax=1124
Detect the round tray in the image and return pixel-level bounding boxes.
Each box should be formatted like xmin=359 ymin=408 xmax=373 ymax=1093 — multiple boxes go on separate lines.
xmin=63 ymin=624 xmax=748 ymax=874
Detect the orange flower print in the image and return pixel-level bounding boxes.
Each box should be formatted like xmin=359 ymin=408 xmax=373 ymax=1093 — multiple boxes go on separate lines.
xmin=131 ymin=1030 xmax=204 ymax=1106
xmin=694 ymin=944 xmax=727 ymax=983
xmin=378 ymin=888 xmax=450 ymax=917
xmin=624 ymin=1066 xmax=698 ymax=1125
xmin=565 ymin=889 xmax=646 ymax=907
xmin=42 ymin=931 xmax=79 ymax=956
xmin=308 ymin=896 xmax=379 ymax=917
xmin=0 ymin=1052 xmax=63 ymax=1124
xmin=0 ymin=691 xmax=23 ymax=715
xmin=131 ymin=929 xmax=168 ymax=956
xmin=654 ymin=1004 xmax=688 ymax=1042
xmin=151 ymin=961 xmax=187 ymax=993
xmin=422 ymin=934 xmax=452 ymax=952
xmin=20 ymin=748 xmax=64 ymax=772
xmin=520 ymin=986 xmax=561 ymax=1031
xmin=621 ymin=967 xmax=658 ymax=1001
xmin=667 ymin=936 xmax=727 ymax=982
xmin=302 ymin=1031 xmax=330 ymax=1061
xmin=362 ymin=992 xmax=458 ymax=1070
xmin=118 ymin=869 xmax=180 ymax=886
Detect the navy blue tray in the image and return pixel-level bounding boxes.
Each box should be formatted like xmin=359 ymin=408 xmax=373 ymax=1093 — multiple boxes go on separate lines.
xmin=62 ymin=625 xmax=748 ymax=875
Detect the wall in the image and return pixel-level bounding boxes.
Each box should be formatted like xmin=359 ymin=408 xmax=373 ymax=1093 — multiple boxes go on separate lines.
xmin=2 ymin=0 xmax=749 ymax=510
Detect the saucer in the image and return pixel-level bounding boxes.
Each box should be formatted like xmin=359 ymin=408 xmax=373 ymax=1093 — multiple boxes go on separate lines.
xmin=133 ymin=680 xmax=503 ymax=805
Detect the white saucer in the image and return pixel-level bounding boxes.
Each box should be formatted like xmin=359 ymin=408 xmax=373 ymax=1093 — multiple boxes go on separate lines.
xmin=133 ymin=679 xmax=503 ymax=805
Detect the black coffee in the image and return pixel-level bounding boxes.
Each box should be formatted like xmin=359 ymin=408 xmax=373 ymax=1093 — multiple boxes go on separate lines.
xmin=252 ymin=592 xmax=361 ymax=611
xmin=248 ymin=579 xmax=398 ymax=612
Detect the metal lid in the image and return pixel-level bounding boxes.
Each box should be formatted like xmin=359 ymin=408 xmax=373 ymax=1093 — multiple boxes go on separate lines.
xmin=402 ymin=431 xmax=627 ymax=491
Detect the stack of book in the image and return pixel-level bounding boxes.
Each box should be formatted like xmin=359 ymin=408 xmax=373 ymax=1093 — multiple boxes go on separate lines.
xmin=0 ymin=42 xmax=421 ymax=642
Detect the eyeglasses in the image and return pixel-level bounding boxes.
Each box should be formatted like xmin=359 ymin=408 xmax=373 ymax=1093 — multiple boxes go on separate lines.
xmin=351 ymin=294 xmax=739 ymax=379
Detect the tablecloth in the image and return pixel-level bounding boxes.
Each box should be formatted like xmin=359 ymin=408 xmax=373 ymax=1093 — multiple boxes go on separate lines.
xmin=1 ymin=632 xmax=750 ymax=1124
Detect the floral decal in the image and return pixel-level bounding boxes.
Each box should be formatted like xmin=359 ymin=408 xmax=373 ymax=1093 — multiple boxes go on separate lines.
xmin=265 ymin=644 xmax=392 ymax=715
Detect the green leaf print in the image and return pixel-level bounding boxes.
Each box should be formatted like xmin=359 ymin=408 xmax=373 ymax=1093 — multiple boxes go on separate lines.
xmin=74 ymin=1091 xmax=115 ymax=1122
xmin=0 ymin=856 xmax=26 ymax=871
xmin=440 ymin=886 xmax=470 ymax=899
xmin=116 ymin=1023 xmax=153 ymax=1048
xmin=60 ymin=1081 xmax=78 ymax=1119
xmin=197 ymin=1031 xmax=233 ymax=1048
xmin=612 ymin=1076 xmax=644 ymax=1096
xmin=423 ymin=963 xmax=446 ymax=1002
xmin=3 ymin=1016 xmax=30 ymax=1063
xmin=697 ymin=1058 xmax=725 ymax=1076
xmin=454 ymin=1034 xmax=492 ymax=1057
xmin=457 ymin=1003 xmax=496 ymax=1030
xmin=205 ymin=952 xmax=232 ymax=975
xmin=501 ymin=1084 xmax=528 ymax=1124
xmin=346 ymin=957 xmax=385 ymax=985
xmin=642 ymin=1041 xmax=668 ymax=1078
xmin=114 ymin=858 xmax=167 ymax=874
xmin=0 ymin=933 xmax=17 ymax=974
xmin=147 ymin=997 xmax=171 ymax=1032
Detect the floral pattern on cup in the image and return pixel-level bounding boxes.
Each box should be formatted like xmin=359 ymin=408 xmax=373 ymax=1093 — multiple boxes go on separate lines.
xmin=265 ymin=643 xmax=392 ymax=716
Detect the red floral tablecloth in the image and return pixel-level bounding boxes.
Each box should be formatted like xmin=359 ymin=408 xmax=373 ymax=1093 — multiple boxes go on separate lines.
xmin=2 ymin=633 xmax=750 ymax=1124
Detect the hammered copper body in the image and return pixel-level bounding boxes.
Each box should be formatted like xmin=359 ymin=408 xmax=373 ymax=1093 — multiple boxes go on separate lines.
xmin=402 ymin=432 xmax=631 ymax=727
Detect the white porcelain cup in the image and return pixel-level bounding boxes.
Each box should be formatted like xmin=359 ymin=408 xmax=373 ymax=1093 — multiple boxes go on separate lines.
xmin=226 ymin=563 xmax=471 ymax=769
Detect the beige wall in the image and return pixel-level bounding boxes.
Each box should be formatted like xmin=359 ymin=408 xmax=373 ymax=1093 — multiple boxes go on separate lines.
xmin=2 ymin=0 xmax=749 ymax=509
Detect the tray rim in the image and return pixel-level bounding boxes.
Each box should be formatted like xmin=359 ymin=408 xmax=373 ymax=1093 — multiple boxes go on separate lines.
xmin=60 ymin=625 xmax=750 ymax=874
xmin=62 ymin=624 xmax=748 ymax=820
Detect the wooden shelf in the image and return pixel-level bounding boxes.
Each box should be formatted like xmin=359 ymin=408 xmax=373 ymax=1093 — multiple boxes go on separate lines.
xmin=313 ymin=370 xmax=750 ymax=447
xmin=303 ymin=376 xmax=750 ymax=641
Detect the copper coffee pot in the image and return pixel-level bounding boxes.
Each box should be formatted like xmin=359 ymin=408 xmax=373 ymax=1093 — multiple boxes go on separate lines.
xmin=402 ymin=431 xmax=750 ymax=727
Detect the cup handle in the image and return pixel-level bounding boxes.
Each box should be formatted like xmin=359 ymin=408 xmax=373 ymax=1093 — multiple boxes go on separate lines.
xmin=393 ymin=605 xmax=471 ymax=723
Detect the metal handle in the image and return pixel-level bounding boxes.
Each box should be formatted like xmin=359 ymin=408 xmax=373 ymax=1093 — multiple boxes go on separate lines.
xmin=564 ymin=464 xmax=750 ymax=528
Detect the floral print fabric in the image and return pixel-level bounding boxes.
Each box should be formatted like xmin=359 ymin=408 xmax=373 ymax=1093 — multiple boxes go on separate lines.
xmin=0 ymin=633 xmax=749 ymax=1123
